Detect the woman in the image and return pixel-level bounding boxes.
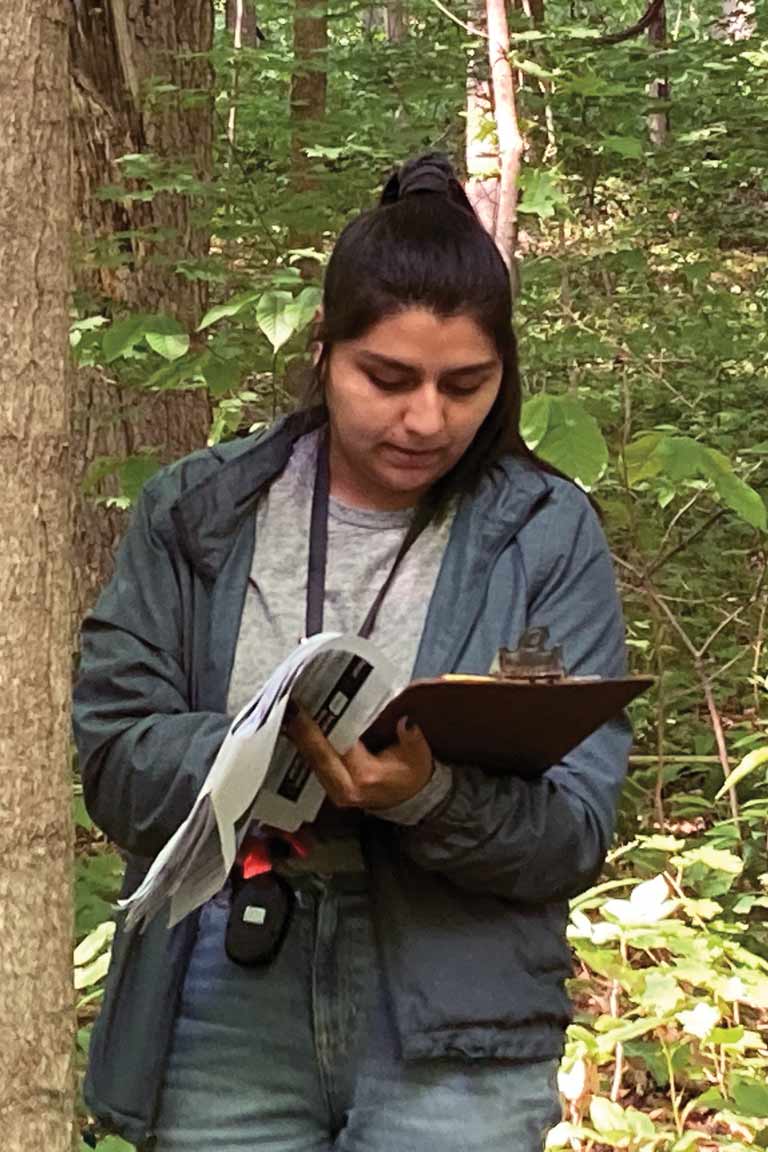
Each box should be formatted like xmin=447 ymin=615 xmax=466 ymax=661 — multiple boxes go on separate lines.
xmin=74 ymin=153 xmax=631 ymax=1152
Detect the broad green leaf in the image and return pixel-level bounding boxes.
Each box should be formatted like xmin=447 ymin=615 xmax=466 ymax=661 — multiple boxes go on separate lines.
xmin=638 ymin=970 xmax=686 ymax=1014
xmin=73 ymin=920 xmax=115 ymax=968
xmin=202 ymin=354 xmax=242 ymax=396
xmin=704 ymin=449 xmax=767 ymax=530
xmin=142 ymin=314 xmax=189 ymax=361
xmin=197 ymin=291 xmax=260 ymax=331
xmin=518 ymin=169 xmax=568 ymax=219
xmin=257 ymin=290 xmax=298 ymax=353
xmin=146 ymin=329 xmax=190 ymax=361
xmin=715 ymin=747 xmax=768 ymax=799
xmin=731 ymin=1075 xmax=768 ymax=1119
xmin=117 ymin=454 xmax=161 ymax=504
xmin=624 ymin=432 xmax=665 ymax=485
xmin=520 ymin=393 xmax=551 ymax=450
xmin=286 ymin=285 xmax=323 ymax=334
xmin=601 ymin=135 xmax=644 ymax=159
xmin=534 ymin=396 xmax=608 ymax=488
xmin=510 ymin=57 xmax=556 ymax=82
xmin=589 ymin=1097 xmax=630 ymax=1137
xmin=679 ymin=845 xmax=743 ymax=897
xmin=102 ymin=314 xmax=149 ymax=362
xmin=74 ymin=950 xmax=111 ymax=991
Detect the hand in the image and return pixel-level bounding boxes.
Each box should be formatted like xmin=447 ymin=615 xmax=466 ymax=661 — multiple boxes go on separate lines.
xmin=283 ymin=706 xmax=434 ymax=811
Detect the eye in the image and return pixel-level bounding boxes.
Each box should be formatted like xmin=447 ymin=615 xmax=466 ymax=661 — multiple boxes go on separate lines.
xmin=366 ymin=371 xmax=410 ymax=392
xmin=443 ymin=379 xmax=484 ymax=398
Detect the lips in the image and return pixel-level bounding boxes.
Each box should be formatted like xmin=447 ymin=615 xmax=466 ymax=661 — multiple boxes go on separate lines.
xmin=382 ymin=444 xmax=445 ymax=467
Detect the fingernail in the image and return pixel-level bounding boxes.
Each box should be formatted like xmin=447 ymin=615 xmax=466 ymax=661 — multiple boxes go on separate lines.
xmin=404 ymin=716 xmax=418 ymax=732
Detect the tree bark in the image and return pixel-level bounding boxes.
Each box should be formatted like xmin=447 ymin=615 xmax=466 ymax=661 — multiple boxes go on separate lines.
xmin=486 ymin=0 xmax=524 ymax=293
xmin=0 ymin=4 xmax=75 ymax=1148
xmin=289 ymin=0 xmax=328 ymax=258
xmin=385 ymin=1 xmax=408 ymax=41
xmin=226 ymin=0 xmax=262 ymax=45
xmin=70 ymin=1 xmax=214 ymax=622
xmin=647 ymin=1 xmax=669 ymax=148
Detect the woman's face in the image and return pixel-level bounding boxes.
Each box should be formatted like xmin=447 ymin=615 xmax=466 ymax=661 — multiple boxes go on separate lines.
xmin=324 ymin=308 xmax=503 ymax=510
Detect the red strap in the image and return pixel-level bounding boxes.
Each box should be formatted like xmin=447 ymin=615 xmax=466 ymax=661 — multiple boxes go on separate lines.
xmin=239 ymin=829 xmax=314 ymax=880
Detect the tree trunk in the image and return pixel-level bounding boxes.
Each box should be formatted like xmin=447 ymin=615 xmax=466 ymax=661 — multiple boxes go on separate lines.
xmin=465 ymin=0 xmax=499 ymax=235
xmin=70 ymin=1 xmax=214 ymax=622
xmin=385 ymin=1 xmax=408 ymax=41
xmin=226 ymin=0 xmax=262 ymax=45
xmin=647 ymin=1 xmax=669 ymax=148
xmin=289 ymin=0 xmax=328 ymax=257
xmin=486 ymin=0 xmax=524 ymax=293
xmin=0 ymin=4 xmax=75 ymax=1148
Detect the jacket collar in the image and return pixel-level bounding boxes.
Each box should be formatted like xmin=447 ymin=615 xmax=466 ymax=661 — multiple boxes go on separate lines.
xmin=171 ymin=409 xmax=553 ymax=590
xmin=170 ymin=407 xmax=325 ymax=581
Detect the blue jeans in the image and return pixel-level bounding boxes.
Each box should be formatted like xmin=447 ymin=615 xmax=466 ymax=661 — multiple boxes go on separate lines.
xmin=151 ymin=874 xmax=562 ymax=1152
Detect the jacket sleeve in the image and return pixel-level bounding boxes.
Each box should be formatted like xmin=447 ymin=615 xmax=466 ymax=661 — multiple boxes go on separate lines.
xmin=73 ymin=475 xmax=231 ymax=860
xmin=398 ymin=488 xmax=632 ymax=904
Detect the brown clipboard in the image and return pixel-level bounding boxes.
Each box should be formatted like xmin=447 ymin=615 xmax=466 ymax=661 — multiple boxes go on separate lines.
xmin=363 ymin=674 xmax=653 ymax=779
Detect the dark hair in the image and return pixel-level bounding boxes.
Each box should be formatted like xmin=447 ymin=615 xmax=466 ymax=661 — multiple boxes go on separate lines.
xmin=306 ymin=152 xmax=556 ymax=512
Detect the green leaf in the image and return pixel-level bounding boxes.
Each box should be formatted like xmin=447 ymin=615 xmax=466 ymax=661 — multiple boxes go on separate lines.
xmin=638 ymin=971 xmax=686 ymax=1014
xmin=715 ymin=747 xmax=768 ymax=799
xmin=601 ymin=135 xmax=644 ymax=159
xmin=143 ymin=314 xmax=190 ymax=361
xmin=256 ymin=290 xmax=298 ymax=353
xmin=117 ymin=454 xmax=161 ymax=504
xmin=534 ymin=396 xmax=608 ymax=488
xmin=74 ymin=950 xmax=111 ymax=991
xmin=73 ymin=920 xmax=115 ymax=968
xmin=286 ymin=285 xmax=322 ymax=334
xmin=102 ymin=314 xmax=149 ymax=362
xmin=679 ymin=845 xmax=743 ymax=897
xmin=704 ymin=448 xmax=767 ymax=530
xmin=197 ymin=291 xmax=260 ymax=331
xmin=589 ymin=1097 xmax=630 ymax=1137
xmin=201 ymin=354 xmax=242 ymax=396
xmin=520 ymin=393 xmax=551 ymax=450
xmin=732 ymin=1075 xmax=768 ymax=1118
xmin=518 ymin=169 xmax=568 ymax=219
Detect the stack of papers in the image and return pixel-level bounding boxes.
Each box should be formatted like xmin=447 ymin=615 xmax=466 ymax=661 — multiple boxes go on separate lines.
xmin=121 ymin=633 xmax=398 ymax=932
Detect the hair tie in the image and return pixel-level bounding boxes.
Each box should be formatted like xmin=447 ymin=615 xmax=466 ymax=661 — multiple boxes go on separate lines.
xmin=381 ymin=152 xmax=456 ymax=203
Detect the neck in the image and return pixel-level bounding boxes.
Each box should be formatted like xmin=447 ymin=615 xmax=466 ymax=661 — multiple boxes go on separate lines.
xmin=327 ymin=435 xmax=421 ymax=512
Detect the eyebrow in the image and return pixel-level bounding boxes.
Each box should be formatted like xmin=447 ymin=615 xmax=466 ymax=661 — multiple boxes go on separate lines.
xmin=357 ymin=352 xmax=498 ymax=378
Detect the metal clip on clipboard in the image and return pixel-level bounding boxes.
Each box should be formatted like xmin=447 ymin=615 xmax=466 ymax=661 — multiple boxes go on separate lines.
xmin=496 ymin=627 xmax=566 ymax=683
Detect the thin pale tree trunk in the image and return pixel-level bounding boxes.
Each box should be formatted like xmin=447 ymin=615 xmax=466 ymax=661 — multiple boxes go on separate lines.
xmin=0 ymin=3 xmax=75 ymax=1147
xmin=465 ymin=0 xmax=498 ymax=234
xmin=486 ymin=0 xmax=524 ymax=292
xmin=647 ymin=1 xmax=669 ymax=148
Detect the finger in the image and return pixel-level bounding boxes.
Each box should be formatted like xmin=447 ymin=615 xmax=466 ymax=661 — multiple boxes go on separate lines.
xmin=283 ymin=705 xmax=358 ymax=803
xmin=396 ymin=714 xmax=429 ymax=753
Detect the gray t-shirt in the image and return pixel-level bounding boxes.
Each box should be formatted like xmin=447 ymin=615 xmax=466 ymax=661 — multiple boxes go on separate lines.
xmin=228 ymin=429 xmax=454 ymax=714
xmin=226 ymin=430 xmax=455 ymax=834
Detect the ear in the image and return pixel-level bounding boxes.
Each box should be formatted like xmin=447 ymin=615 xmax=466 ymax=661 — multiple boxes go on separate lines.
xmin=311 ymin=306 xmax=325 ymax=366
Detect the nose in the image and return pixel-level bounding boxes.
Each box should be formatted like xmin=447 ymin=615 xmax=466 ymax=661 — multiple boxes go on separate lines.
xmin=402 ymin=382 xmax=446 ymax=440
